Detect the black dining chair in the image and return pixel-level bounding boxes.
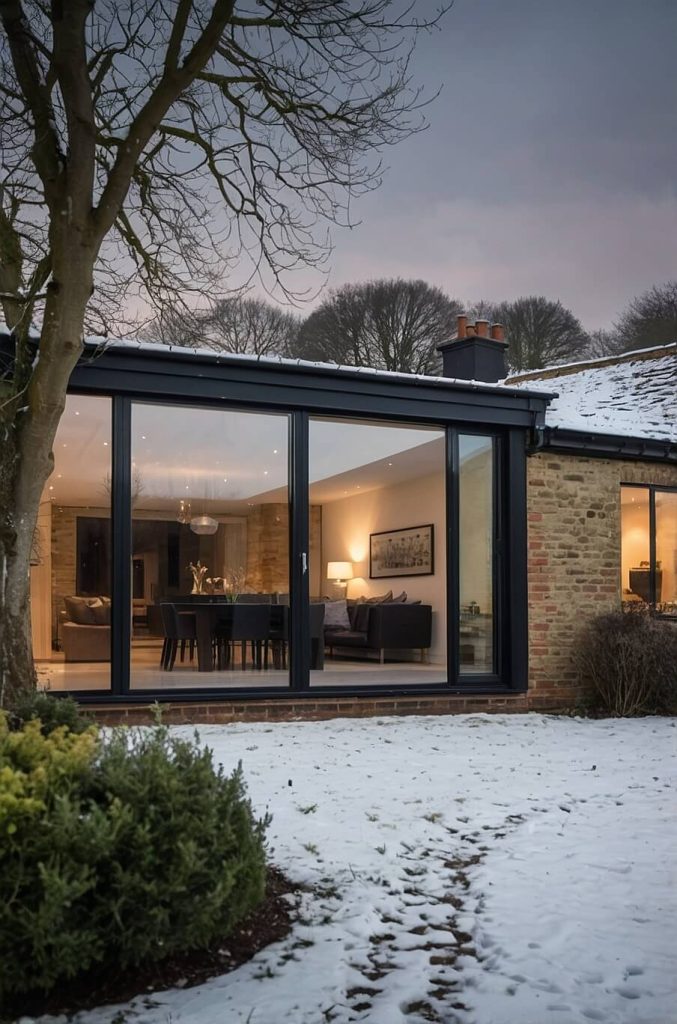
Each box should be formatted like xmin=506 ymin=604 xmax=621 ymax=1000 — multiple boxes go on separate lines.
xmin=222 ymin=604 xmax=271 ymax=670
xmin=159 ymin=603 xmax=197 ymax=671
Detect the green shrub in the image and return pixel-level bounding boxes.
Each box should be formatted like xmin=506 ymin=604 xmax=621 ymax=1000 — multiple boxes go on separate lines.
xmin=0 ymin=717 xmax=269 ymax=1001
xmin=7 ymin=690 xmax=91 ymax=735
xmin=574 ymin=607 xmax=677 ymax=716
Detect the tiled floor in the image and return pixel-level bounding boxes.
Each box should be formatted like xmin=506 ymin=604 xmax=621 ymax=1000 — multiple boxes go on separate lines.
xmin=37 ymin=639 xmax=447 ymax=692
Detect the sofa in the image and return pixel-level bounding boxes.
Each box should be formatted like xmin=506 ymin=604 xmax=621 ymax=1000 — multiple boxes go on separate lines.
xmin=324 ymin=601 xmax=432 ymax=663
xmin=60 ymin=596 xmax=111 ymax=662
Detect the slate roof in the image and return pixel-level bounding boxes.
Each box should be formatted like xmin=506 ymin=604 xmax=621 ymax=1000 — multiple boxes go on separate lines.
xmin=506 ymin=344 xmax=677 ymax=443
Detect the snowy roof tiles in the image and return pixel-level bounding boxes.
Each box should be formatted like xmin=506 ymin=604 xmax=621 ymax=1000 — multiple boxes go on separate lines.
xmin=506 ymin=344 xmax=677 ymax=443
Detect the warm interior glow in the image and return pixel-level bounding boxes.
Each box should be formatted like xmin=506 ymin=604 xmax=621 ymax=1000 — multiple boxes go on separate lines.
xmin=327 ymin=561 xmax=354 ymax=581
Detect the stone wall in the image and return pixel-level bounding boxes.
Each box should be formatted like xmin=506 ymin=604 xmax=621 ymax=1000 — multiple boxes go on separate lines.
xmin=526 ymin=453 xmax=677 ymax=708
xmin=245 ymin=504 xmax=322 ymax=595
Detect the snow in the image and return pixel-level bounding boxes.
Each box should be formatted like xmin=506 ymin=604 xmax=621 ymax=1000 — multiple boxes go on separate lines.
xmin=507 ymin=345 xmax=677 ymax=443
xmin=26 ymin=713 xmax=677 ymax=1024
xmin=80 ymin=333 xmax=554 ymax=398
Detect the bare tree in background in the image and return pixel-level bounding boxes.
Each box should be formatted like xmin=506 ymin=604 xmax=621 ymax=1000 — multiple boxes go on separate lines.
xmin=582 ymin=328 xmax=623 ymax=360
xmin=296 ymin=279 xmax=461 ymax=373
xmin=614 ymin=282 xmax=677 ymax=352
xmin=203 ymin=296 xmax=299 ymax=355
xmin=0 ymin=0 xmax=447 ymax=700
xmin=491 ymin=296 xmax=588 ymax=372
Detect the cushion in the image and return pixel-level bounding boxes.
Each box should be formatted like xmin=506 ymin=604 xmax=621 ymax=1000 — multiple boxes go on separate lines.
xmin=90 ymin=600 xmax=111 ymax=626
xmin=323 ymin=600 xmax=351 ymax=630
xmin=406 ymin=599 xmax=422 ymax=605
xmin=366 ymin=590 xmax=393 ymax=604
xmin=64 ymin=596 xmax=98 ymax=625
xmin=391 ymin=591 xmax=408 ymax=603
xmin=353 ymin=603 xmax=370 ymax=633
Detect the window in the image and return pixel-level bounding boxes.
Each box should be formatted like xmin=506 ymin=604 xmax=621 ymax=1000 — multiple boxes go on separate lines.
xmin=30 ymin=395 xmax=112 ymax=692
xmin=621 ymin=485 xmax=677 ymax=615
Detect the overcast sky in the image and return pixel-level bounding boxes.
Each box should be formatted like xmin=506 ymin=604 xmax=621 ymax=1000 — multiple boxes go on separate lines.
xmin=280 ymin=0 xmax=677 ymax=331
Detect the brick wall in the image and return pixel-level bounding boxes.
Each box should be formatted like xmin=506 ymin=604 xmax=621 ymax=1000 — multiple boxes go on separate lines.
xmin=526 ymin=453 xmax=677 ymax=708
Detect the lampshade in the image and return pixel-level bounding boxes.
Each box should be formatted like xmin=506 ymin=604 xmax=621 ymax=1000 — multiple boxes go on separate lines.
xmin=190 ymin=515 xmax=218 ymax=536
xmin=327 ymin=561 xmax=353 ymax=581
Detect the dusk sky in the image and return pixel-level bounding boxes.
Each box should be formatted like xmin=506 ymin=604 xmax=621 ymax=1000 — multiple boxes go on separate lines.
xmin=290 ymin=0 xmax=677 ymax=331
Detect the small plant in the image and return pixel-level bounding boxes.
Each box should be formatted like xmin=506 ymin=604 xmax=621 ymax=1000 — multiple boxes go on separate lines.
xmin=7 ymin=690 xmax=91 ymax=735
xmin=298 ymin=803 xmax=318 ymax=815
xmin=302 ymin=842 xmax=319 ymax=855
xmin=574 ymin=606 xmax=677 ymax=716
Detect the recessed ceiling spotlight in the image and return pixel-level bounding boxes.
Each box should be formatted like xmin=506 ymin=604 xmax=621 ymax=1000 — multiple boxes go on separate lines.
xmin=62 ymin=443 xmax=67 ymax=447
xmin=57 ymin=474 xmax=62 ymax=479
xmin=141 ymin=435 xmax=146 ymax=440
xmin=264 ymin=470 xmax=268 ymax=475
xmin=273 ymin=449 xmax=278 ymax=454
xmin=185 ymin=485 xmax=190 ymax=490
xmin=387 ymin=462 xmax=392 ymax=466
xmin=223 ymin=477 xmax=228 ymax=483
xmin=74 ymin=411 xmax=80 ymax=416
xmin=49 ymin=485 xmax=54 ymax=490
xmin=103 ymin=441 xmax=108 ymax=446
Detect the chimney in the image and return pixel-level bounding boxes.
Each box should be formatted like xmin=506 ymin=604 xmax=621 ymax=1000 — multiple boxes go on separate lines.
xmin=437 ymin=314 xmax=508 ymax=383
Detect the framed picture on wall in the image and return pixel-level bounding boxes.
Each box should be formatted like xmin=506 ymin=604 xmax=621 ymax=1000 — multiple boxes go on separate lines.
xmin=369 ymin=524 xmax=434 ymax=579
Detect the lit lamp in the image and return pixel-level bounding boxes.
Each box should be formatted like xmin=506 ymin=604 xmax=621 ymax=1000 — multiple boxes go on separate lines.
xmin=327 ymin=561 xmax=353 ymax=594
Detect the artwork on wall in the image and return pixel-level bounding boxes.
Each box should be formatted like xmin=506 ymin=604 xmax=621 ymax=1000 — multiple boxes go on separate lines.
xmin=369 ymin=524 xmax=434 ymax=579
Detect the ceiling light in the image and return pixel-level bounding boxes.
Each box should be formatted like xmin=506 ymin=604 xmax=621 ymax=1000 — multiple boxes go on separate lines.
xmin=273 ymin=449 xmax=278 ymax=454
xmin=49 ymin=485 xmax=54 ymax=491
xmin=190 ymin=515 xmax=218 ymax=536
xmin=223 ymin=477 xmax=228 ymax=483
xmin=264 ymin=470 xmax=268 ymax=475
xmin=103 ymin=442 xmax=108 ymax=446
xmin=141 ymin=435 xmax=146 ymax=440
xmin=74 ymin=411 xmax=80 ymax=416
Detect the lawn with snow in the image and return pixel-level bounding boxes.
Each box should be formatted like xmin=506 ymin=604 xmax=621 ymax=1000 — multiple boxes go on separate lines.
xmin=30 ymin=714 xmax=676 ymax=1024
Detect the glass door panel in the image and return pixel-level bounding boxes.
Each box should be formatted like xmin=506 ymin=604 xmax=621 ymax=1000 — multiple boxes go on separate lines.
xmin=458 ymin=435 xmax=495 ymax=675
xmin=31 ymin=395 xmax=112 ymax=692
xmin=308 ymin=417 xmax=447 ymax=687
xmin=129 ymin=403 xmax=290 ymax=689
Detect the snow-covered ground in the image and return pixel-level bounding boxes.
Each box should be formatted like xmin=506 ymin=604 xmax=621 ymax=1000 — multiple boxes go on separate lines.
xmin=30 ymin=714 xmax=676 ymax=1024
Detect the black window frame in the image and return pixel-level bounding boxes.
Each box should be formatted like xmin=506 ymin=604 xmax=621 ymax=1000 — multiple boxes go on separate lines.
xmin=621 ymin=482 xmax=677 ymax=617
xmin=43 ymin=346 xmax=536 ymax=703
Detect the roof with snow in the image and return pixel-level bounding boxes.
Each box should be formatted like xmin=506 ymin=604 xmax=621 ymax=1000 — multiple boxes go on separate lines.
xmin=506 ymin=344 xmax=677 ymax=443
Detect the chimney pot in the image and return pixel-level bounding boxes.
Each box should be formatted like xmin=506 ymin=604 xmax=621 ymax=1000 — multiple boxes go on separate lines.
xmin=456 ymin=314 xmax=467 ymax=339
xmin=490 ymin=322 xmax=505 ymax=342
xmin=475 ymin=319 xmax=489 ymax=338
xmin=466 ymin=322 xmax=476 ymax=336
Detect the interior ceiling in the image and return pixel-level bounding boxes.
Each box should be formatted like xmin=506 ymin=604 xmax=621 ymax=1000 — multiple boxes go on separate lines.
xmin=45 ymin=397 xmax=486 ymax=511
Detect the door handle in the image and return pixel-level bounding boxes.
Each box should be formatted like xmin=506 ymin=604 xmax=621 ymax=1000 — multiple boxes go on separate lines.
xmin=301 ymin=552 xmax=308 ymax=574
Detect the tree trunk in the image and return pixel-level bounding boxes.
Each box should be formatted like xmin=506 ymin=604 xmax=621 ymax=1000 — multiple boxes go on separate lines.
xmin=0 ymin=255 xmax=94 ymax=706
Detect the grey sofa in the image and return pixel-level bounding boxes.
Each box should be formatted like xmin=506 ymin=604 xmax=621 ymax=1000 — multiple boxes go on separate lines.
xmin=325 ymin=602 xmax=432 ymax=663
xmin=60 ymin=596 xmax=111 ymax=662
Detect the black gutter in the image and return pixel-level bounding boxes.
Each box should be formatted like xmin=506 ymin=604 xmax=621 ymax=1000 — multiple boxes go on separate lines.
xmin=531 ymin=426 xmax=677 ymax=463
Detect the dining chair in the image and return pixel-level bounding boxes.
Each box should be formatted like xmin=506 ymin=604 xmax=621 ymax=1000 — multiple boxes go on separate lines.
xmin=223 ymin=604 xmax=272 ymax=670
xmin=159 ymin=603 xmax=197 ymax=671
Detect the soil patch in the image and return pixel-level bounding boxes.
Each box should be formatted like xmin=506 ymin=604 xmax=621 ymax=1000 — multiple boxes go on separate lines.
xmin=7 ymin=866 xmax=296 ymax=1021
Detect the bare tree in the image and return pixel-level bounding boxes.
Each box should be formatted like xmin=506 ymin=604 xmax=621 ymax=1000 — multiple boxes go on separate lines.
xmin=0 ymin=0 xmax=447 ymax=701
xmin=490 ymin=296 xmax=588 ymax=372
xmin=615 ymin=281 xmax=677 ymax=352
xmin=582 ymin=328 xmax=623 ymax=360
xmin=296 ymin=279 xmax=462 ymax=374
xmin=203 ymin=296 xmax=299 ymax=355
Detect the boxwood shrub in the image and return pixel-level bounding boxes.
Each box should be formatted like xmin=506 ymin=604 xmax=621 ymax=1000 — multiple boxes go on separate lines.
xmin=0 ymin=716 xmax=269 ymax=1001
